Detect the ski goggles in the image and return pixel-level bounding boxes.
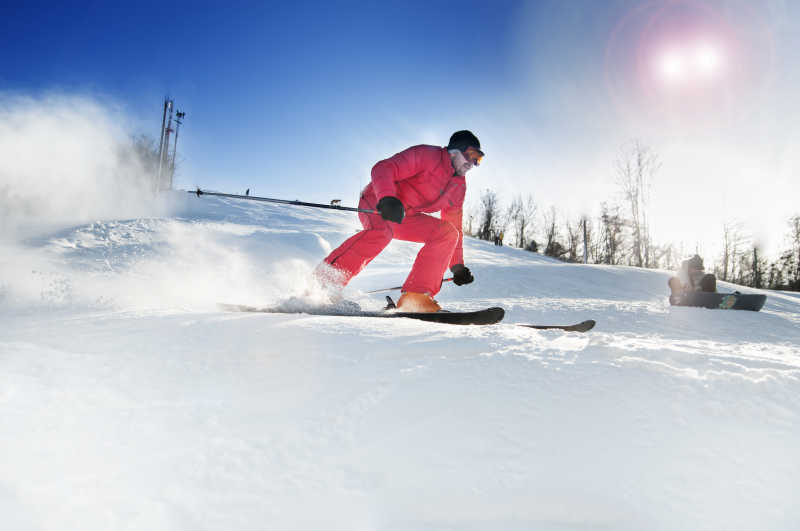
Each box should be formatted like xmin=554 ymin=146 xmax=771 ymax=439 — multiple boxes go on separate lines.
xmin=463 ymin=146 xmax=485 ymax=166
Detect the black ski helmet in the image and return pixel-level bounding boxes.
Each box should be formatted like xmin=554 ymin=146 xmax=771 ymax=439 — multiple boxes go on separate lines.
xmin=447 ymin=130 xmax=482 ymax=153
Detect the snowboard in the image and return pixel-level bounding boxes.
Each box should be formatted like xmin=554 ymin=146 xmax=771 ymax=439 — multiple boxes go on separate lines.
xmin=220 ymin=303 xmax=506 ymax=325
xmin=670 ymin=291 xmax=766 ymax=311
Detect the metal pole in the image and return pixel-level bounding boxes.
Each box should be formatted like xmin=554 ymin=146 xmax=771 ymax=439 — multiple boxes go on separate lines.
xmin=366 ymin=278 xmax=454 ymax=294
xmin=156 ymin=99 xmax=169 ymax=192
xmin=170 ymin=111 xmax=184 ymax=190
xmin=170 ymin=122 xmax=178 ymax=190
xmin=189 ymin=188 xmax=376 ymax=214
xmin=161 ymin=102 xmax=173 ymax=191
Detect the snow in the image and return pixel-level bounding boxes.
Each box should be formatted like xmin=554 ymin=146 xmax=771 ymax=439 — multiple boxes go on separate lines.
xmin=1 ymin=192 xmax=799 ymax=530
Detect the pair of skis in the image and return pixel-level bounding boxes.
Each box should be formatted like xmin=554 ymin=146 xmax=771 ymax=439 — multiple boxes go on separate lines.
xmin=378 ymin=296 xmax=595 ymax=332
xmin=222 ymin=296 xmax=596 ymax=333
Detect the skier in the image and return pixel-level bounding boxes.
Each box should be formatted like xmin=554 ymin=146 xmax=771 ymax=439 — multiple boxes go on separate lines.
xmin=315 ymin=130 xmax=485 ymax=312
xmin=669 ymin=254 xmax=716 ymax=303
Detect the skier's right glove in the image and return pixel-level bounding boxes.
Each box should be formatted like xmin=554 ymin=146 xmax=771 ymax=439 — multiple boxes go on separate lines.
xmin=377 ymin=196 xmax=405 ymax=224
xmin=450 ymin=264 xmax=474 ymax=286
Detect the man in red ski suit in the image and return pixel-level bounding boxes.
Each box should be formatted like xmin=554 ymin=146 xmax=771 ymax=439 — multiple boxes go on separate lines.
xmin=319 ymin=130 xmax=484 ymax=312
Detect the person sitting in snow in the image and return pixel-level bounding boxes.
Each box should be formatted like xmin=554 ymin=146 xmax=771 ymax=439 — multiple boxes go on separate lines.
xmin=668 ymin=254 xmax=716 ymax=304
xmin=315 ymin=130 xmax=484 ymax=312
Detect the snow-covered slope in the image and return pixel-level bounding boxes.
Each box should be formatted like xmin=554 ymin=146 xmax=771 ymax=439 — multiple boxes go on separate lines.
xmin=1 ymin=192 xmax=799 ymax=531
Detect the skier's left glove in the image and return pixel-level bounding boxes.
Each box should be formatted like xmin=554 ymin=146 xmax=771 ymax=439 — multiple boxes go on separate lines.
xmin=450 ymin=264 xmax=474 ymax=286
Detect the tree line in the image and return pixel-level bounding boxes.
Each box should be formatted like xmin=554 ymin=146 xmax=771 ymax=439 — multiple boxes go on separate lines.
xmin=465 ymin=142 xmax=800 ymax=292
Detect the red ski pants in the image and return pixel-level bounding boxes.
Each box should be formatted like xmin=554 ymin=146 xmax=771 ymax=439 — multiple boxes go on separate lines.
xmin=323 ymin=195 xmax=459 ymax=296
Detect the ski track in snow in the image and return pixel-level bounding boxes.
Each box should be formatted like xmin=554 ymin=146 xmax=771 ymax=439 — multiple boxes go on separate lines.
xmin=1 ymin=193 xmax=799 ymax=531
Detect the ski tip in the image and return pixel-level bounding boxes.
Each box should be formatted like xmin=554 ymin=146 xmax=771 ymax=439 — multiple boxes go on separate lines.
xmin=516 ymin=318 xmax=596 ymax=332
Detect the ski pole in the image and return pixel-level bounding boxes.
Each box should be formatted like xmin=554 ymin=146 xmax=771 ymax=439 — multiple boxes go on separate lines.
xmin=189 ymin=188 xmax=376 ymax=214
xmin=366 ymin=277 xmax=454 ymax=294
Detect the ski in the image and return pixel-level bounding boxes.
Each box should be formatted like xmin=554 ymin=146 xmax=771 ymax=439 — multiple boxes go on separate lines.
xmin=516 ymin=319 xmax=596 ymax=333
xmin=219 ymin=303 xmax=505 ymax=326
xmin=220 ymin=302 xmax=595 ymax=331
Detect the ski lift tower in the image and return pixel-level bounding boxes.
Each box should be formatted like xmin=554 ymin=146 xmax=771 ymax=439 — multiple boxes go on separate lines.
xmin=156 ymin=98 xmax=185 ymax=191
xmin=169 ymin=111 xmax=186 ymax=190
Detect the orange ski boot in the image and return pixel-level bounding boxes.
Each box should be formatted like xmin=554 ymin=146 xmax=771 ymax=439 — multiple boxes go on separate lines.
xmin=396 ymin=292 xmax=441 ymax=313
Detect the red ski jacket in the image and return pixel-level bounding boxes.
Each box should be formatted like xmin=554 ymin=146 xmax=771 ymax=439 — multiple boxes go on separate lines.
xmin=363 ymin=145 xmax=465 ymax=267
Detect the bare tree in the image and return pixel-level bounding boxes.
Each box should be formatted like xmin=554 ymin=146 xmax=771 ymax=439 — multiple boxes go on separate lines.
xmin=717 ymin=220 xmax=747 ymax=282
xmin=565 ymin=217 xmax=583 ymax=263
xmin=615 ymin=141 xmax=660 ymax=268
xmin=506 ymin=194 xmax=537 ymax=248
xmin=583 ymin=217 xmax=602 ymax=263
xmin=580 ymin=217 xmax=590 ymax=264
xmin=751 ymin=245 xmax=766 ymax=288
xmin=463 ymin=200 xmax=480 ymax=237
xmin=776 ymin=249 xmax=796 ymax=290
xmin=655 ymin=242 xmax=678 ymax=271
xmin=600 ymin=202 xmax=625 ymax=265
xmin=768 ymin=215 xmax=800 ymax=290
xmin=767 ymin=260 xmax=783 ymax=290
xmin=543 ymin=206 xmax=567 ymax=259
xmin=477 ymin=189 xmax=501 ymax=241
xmin=720 ymin=221 xmax=733 ymax=281
xmin=506 ymin=198 xmax=521 ymax=245
xmin=790 ymin=215 xmax=800 ymax=289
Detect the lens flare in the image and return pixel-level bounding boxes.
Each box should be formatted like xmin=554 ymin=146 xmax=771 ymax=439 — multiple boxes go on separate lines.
xmin=693 ymin=43 xmax=721 ymax=74
xmin=658 ymin=50 xmax=686 ymax=82
xmin=655 ymin=42 xmax=722 ymax=84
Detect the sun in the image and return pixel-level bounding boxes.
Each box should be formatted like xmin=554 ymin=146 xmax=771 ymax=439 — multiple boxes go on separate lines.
xmin=655 ymin=41 xmax=724 ymax=84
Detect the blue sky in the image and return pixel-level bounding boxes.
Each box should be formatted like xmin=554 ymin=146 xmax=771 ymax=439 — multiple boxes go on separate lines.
xmin=2 ymin=1 xmax=519 ymax=194
xmin=2 ymin=0 xmax=798 ymax=258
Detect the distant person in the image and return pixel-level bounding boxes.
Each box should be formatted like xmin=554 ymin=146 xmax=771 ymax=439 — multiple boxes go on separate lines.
xmin=669 ymin=254 xmax=716 ymax=303
xmin=499 ymin=230 xmax=504 ymax=246
xmin=315 ymin=130 xmax=484 ymax=312
xmin=245 ymin=188 xmax=250 ymax=196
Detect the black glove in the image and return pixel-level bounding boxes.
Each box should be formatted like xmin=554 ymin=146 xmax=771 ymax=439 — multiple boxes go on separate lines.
xmin=376 ymin=196 xmax=405 ymax=223
xmin=450 ymin=264 xmax=474 ymax=286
